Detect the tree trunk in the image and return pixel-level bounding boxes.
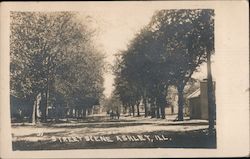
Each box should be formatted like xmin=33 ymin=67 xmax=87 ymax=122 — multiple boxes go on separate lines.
xmin=69 ymin=108 xmax=73 ymax=118
xmin=39 ymin=92 xmax=47 ymax=122
xmin=31 ymin=98 xmax=37 ymax=124
xmin=156 ymin=96 xmax=165 ymax=119
xmin=55 ymin=106 xmax=59 ymax=122
xmin=75 ymin=108 xmax=78 ymax=118
xmin=78 ymin=109 xmax=80 ymax=118
xmin=79 ymin=108 xmax=82 ymax=118
xmin=156 ymin=106 xmax=160 ymax=118
xmin=150 ymin=99 xmax=155 ymax=118
xmin=82 ymin=107 xmax=87 ymax=118
xmin=160 ymin=94 xmax=166 ymax=119
xmin=128 ymin=105 xmax=131 ymax=116
xmin=207 ymin=50 xmax=216 ymax=133
xmin=44 ymin=55 xmax=51 ymax=122
xmin=143 ymin=97 xmax=148 ymax=117
xmin=76 ymin=109 xmax=79 ymax=118
xmin=150 ymin=105 xmax=155 ymax=118
xmin=44 ymin=87 xmax=49 ymax=122
xmin=136 ymin=102 xmax=140 ymax=116
xmin=160 ymin=105 xmax=165 ymax=119
xmin=177 ymin=85 xmax=184 ymax=121
xmin=81 ymin=108 xmax=84 ymax=118
xmin=132 ymin=104 xmax=135 ymax=117
xmin=123 ymin=106 xmax=127 ymax=115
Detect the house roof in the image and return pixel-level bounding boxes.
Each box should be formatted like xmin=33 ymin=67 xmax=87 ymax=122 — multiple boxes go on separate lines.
xmin=187 ymin=88 xmax=200 ymax=99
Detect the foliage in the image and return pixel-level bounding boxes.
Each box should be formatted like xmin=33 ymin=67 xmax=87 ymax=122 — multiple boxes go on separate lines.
xmin=113 ymin=9 xmax=214 ymax=120
xmin=10 ymin=12 xmax=105 ymax=122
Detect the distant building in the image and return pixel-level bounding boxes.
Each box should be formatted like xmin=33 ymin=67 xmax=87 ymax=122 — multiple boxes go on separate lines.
xmin=187 ymin=79 xmax=216 ymax=120
xmin=165 ymin=86 xmax=179 ymax=115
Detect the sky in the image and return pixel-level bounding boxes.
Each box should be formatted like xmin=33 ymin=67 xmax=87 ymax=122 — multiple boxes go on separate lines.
xmin=78 ymin=6 xmax=215 ymax=98
xmin=78 ymin=7 xmax=157 ymax=98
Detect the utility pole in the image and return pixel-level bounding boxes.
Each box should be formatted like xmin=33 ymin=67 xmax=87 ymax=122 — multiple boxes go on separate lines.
xmin=207 ymin=49 xmax=216 ymax=133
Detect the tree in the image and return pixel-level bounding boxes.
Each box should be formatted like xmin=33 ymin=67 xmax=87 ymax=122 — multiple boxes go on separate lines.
xmin=114 ymin=26 xmax=171 ymax=119
xmin=10 ymin=12 xmax=105 ymax=122
xmin=103 ymin=92 xmax=122 ymax=118
xmin=113 ymin=9 xmax=214 ymax=122
xmin=113 ymin=58 xmax=141 ymax=116
xmin=148 ymin=9 xmax=214 ymax=121
xmin=55 ymin=45 xmax=105 ymax=119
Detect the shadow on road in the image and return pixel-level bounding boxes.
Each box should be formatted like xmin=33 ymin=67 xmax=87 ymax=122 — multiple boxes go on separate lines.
xmin=12 ymin=128 xmax=216 ymax=150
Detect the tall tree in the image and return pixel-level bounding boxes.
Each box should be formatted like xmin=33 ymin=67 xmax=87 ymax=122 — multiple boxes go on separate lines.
xmin=10 ymin=12 xmax=105 ymax=122
xmin=114 ymin=26 xmax=171 ymax=119
xmin=148 ymin=9 xmax=214 ymax=121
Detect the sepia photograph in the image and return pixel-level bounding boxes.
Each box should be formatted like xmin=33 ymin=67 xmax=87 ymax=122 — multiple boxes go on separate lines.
xmin=10 ymin=8 xmax=216 ymax=151
xmin=0 ymin=1 xmax=249 ymax=158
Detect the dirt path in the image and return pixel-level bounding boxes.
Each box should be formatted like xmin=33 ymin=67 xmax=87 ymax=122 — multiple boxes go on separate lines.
xmin=11 ymin=115 xmax=216 ymax=150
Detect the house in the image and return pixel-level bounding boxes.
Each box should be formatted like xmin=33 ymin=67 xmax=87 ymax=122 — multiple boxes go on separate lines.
xmin=187 ymin=79 xmax=216 ymax=120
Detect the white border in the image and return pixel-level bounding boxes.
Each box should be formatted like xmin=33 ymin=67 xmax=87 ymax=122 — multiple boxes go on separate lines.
xmin=0 ymin=1 xmax=249 ymax=158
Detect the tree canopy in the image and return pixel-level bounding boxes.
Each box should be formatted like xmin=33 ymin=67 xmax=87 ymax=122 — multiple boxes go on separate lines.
xmin=10 ymin=12 xmax=105 ymax=122
xmin=113 ymin=9 xmax=214 ymax=120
